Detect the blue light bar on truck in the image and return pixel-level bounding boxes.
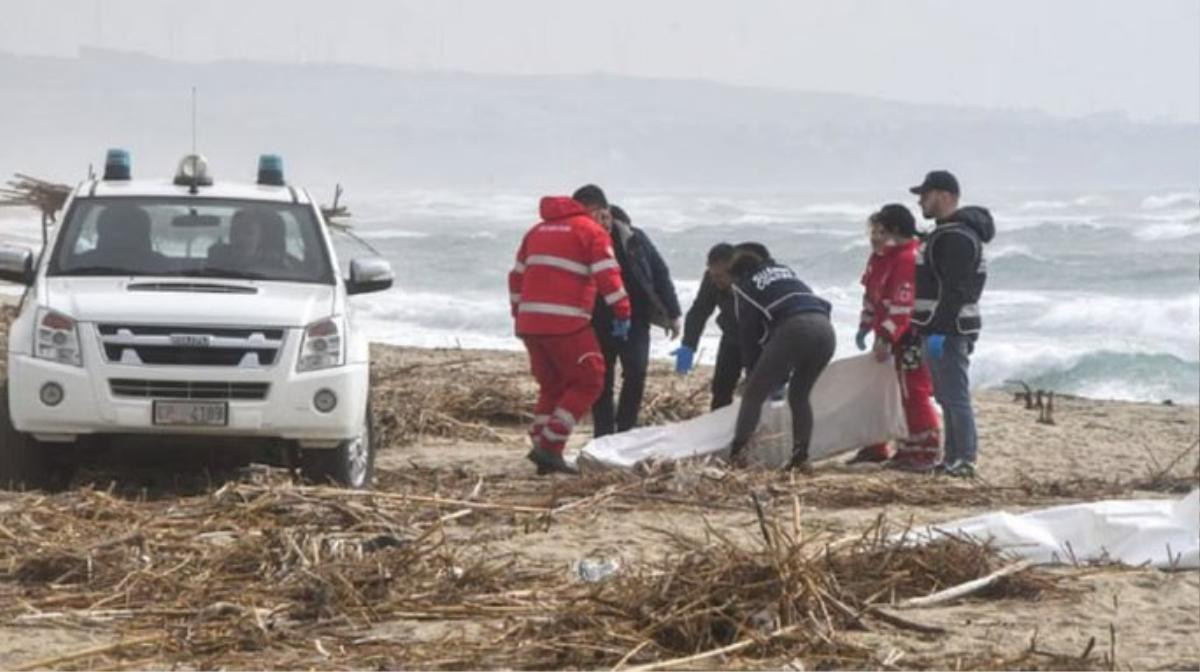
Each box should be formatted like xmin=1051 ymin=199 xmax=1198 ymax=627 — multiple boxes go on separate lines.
xmin=103 ymin=148 xmax=131 ymax=181
xmin=257 ymin=154 xmax=285 ymax=186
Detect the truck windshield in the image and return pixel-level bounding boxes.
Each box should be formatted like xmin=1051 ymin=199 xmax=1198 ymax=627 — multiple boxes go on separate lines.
xmin=48 ymin=198 xmax=335 ymax=283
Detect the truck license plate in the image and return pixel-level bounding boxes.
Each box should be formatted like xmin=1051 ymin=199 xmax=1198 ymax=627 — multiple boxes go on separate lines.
xmin=153 ymin=401 xmax=228 ymax=427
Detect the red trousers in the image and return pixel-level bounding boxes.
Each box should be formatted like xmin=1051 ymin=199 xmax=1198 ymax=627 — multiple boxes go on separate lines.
xmin=863 ymin=353 xmax=941 ymax=460
xmin=522 ymin=329 xmax=605 ymax=455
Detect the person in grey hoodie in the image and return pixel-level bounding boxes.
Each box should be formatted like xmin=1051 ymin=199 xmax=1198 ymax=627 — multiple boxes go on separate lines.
xmin=909 ymin=170 xmax=995 ymax=479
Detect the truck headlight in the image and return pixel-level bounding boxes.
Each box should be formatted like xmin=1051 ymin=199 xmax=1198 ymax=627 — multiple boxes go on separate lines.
xmin=297 ymin=317 xmax=344 ymax=372
xmin=34 ymin=308 xmax=83 ymax=367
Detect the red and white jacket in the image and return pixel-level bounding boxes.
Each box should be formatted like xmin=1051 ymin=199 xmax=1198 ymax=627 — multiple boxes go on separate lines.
xmin=509 ymin=197 xmax=632 ymax=337
xmin=859 ymin=239 xmax=918 ymax=345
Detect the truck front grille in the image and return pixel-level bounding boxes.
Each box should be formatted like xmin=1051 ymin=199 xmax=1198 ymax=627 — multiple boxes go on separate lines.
xmin=97 ymin=324 xmax=286 ymax=368
xmin=109 ymin=379 xmax=270 ymax=400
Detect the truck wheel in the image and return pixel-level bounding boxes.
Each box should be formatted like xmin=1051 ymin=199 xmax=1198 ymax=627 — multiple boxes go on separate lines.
xmin=299 ymin=401 xmax=375 ymax=488
xmin=0 ymin=382 xmax=60 ymax=491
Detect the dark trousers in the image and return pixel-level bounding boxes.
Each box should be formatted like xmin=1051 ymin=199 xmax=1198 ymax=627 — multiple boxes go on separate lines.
xmin=711 ymin=334 xmax=743 ymax=410
xmin=733 ymin=313 xmax=836 ymax=461
xmin=592 ymin=322 xmax=651 ymax=437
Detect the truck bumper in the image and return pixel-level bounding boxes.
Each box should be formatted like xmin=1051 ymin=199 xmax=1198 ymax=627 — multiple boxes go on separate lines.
xmin=8 ymin=354 xmax=368 ymax=443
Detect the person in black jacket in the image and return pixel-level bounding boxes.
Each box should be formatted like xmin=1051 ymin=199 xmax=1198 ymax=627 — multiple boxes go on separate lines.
xmin=729 ymin=244 xmax=835 ymax=471
xmin=909 ymin=170 xmax=995 ymax=479
xmin=675 ymin=243 xmax=742 ymax=409
xmin=576 ymin=186 xmax=682 ymax=437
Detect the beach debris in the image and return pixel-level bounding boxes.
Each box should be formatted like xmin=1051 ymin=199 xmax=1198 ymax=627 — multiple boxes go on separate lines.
xmin=0 ymin=468 xmax=1071 ymax=670
xmin=0 ymin=173 xmax=71 ymax=220
xmin=369 ymin=354 xmax=709 ymax=447
xmin=1008 ymin=379 xmax=1036 ymax=409
xmin=574 ymin=555 xmax=621 ymax=582
xmin=1039 ymin=390 xmax=1057 ymax=425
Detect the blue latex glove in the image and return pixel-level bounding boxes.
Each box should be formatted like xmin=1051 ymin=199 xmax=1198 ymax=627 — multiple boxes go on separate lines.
xmin=926 ymin=333 xmax=946 ymax=361
xmin=611 ymin=318 xmax=631 ymax=341
xmin=855 ymin=327 xmax=870 ymax=351
xmin=671 ymin=345 xmax=695 ymax=374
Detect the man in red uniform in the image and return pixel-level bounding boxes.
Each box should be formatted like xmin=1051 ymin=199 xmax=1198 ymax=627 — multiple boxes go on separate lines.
xmin=509 ymin=195 xmax=633 ymax=475
xmin=846 ymin=204 xmax=941 ymax=471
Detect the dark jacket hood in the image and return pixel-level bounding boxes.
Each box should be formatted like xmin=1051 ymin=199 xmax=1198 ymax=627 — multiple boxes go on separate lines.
xmin=944 ymin=206 xmax=995 ymax=243
xmin=539 ymin=196 xmax=590 ymax=222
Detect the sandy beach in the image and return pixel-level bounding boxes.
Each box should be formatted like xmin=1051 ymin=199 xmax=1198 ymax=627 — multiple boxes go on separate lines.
xmin=0 ymin=315 xmax=1197 ymax=669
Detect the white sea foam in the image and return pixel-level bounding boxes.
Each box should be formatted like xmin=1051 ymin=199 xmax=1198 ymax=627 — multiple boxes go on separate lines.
xmin=989 ymin=245 xmax=1047 ymax=262
xmin=356 ymin=229 xmax=431 ymax=240
xmin=1140 ymin=191 xmax=1199 ymax=210
xmin=1132 ymin=220 xmax=1200 ymax=241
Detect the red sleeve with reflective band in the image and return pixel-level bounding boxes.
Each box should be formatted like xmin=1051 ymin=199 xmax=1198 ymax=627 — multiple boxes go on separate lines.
xmin=877 ymin=248 xmax=916 ymax=344
xmin=583 ymin=224 xmax=632 ymax=320
xmin=508 ymin=234 xmax=528 ymax=318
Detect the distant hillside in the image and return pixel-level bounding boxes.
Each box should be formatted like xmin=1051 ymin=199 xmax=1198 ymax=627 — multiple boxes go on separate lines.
xmin=0 ymin=48 xmax=1196 ymax=191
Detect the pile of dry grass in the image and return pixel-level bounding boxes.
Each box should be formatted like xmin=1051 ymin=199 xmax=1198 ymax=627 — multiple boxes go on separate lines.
xmin=367 ymin=354 xmax=711 ymax=448
xmin=0 ymin=173 xmax=71 ymax=219
xmin=369 ymin=354 xmax=533 ymax=447
xmin=479 ymin=514 xmax=1061 ymax=670
xmin=0 ymin=472 xmax=1069 ymax=670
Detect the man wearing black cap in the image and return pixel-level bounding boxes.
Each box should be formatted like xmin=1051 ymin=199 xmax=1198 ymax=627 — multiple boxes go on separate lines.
xmin=909 ymin=171 xmax=995 ymax=478
xmin=573 ymin=185 xmax=683 ymax=437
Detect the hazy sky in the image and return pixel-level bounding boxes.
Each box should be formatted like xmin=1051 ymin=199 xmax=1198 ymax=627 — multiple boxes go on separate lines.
xmin=2 ymin=0 xmax=1197 ymax=121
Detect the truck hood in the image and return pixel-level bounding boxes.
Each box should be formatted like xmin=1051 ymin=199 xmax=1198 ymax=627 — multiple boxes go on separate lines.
xmin=44 ymin=277 xmax=337 ymax=328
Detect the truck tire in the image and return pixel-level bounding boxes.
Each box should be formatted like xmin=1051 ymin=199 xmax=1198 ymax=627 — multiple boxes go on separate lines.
xmin=0 ymin=382 xmax=59 ymax=491
xmin=299 ymin=401 xmax=375 ymax=488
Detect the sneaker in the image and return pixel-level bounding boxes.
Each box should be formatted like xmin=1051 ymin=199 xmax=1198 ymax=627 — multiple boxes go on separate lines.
xmin=526 ymin=448 xmax=579 ymax=476
xmin=946 ymin=461 xmax=977 ymax=479
xmin=887 ymin=454 xmax=939 ymax=473
xmin=933 ymin=460 xmax=956 ymax=475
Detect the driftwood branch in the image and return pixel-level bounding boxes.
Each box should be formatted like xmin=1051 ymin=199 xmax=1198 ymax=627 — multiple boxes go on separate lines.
xmin=897 ymin=558 xmax=1038 ymax=608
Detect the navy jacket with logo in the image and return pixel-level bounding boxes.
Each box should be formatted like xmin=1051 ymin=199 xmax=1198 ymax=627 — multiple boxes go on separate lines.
xmin=732 ymin=261 xmax=832 ymax=371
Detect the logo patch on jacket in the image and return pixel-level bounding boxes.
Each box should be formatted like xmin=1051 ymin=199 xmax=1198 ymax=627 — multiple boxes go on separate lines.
xmin=897 ymin=283 xmax=913 ymax=303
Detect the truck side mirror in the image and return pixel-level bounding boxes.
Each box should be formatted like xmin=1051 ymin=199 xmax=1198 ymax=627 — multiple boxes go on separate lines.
xmin=346 ymin=257 xmax=394 ymax=295
xmin=0 ymin=246 xmax=34 ymax=285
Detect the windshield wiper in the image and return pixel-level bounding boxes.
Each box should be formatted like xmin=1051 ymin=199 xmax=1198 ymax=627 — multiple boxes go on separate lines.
xmin=177 ymin=268 xmax=269 ymax=280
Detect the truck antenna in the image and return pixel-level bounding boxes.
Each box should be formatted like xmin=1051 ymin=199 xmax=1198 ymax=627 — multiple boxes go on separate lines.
xmin=189 ymin=86 xmax=199 ymax=195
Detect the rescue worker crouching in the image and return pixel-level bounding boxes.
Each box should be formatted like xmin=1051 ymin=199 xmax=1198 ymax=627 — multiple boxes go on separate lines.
xmin=728 ymin=245 xmax=835 ymax=472
xmin=675 ymin=243 xmax=744 ymax=410
xmin=508 ymin=194 xmax=633 ymax=475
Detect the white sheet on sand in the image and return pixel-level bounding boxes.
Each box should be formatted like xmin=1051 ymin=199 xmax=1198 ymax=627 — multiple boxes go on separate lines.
xmin=576 ymin=354 xmax=908 ymax=470
xmin=912 ymin=489 xmax=1200 ymax=569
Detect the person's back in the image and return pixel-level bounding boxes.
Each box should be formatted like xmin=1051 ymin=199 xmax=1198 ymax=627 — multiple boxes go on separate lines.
xmin=726 ymin=246 xmax=836 ymax=471
xmin=510 ymin=196 xmax=628 ymax=336
xmin=732 ymin=259 xmax=831 ymax=369
xmin=508 ymin=195 xmax=631 ymax=476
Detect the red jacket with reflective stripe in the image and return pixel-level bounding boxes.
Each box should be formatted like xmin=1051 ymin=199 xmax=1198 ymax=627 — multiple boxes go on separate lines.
xmin=858 ymin=239 xmax=918 ymax=345
xmin=509 ymin=197 xmax=632 ymax=336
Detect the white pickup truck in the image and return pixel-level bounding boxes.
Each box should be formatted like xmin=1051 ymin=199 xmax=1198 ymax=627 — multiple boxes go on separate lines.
xmin=0 ymin=151 xmax=393 ymax=490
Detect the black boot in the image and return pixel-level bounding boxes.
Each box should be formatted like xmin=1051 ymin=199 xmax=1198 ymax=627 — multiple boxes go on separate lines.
xmin=786 ymin=449 xmax=812 ymax=474
xmin=728 ymin=440 xmax=749 ymax=468
xmin=526 ymin=447 xmax=579 ymax=476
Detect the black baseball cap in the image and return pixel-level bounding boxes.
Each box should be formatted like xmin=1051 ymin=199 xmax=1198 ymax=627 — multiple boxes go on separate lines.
xmin=909 ymin=170 xmax=960 ymax=196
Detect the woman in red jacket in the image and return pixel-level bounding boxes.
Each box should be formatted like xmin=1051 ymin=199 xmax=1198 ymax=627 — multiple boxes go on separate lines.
xmin=846 ymin=204 xmax=941 ymax=471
